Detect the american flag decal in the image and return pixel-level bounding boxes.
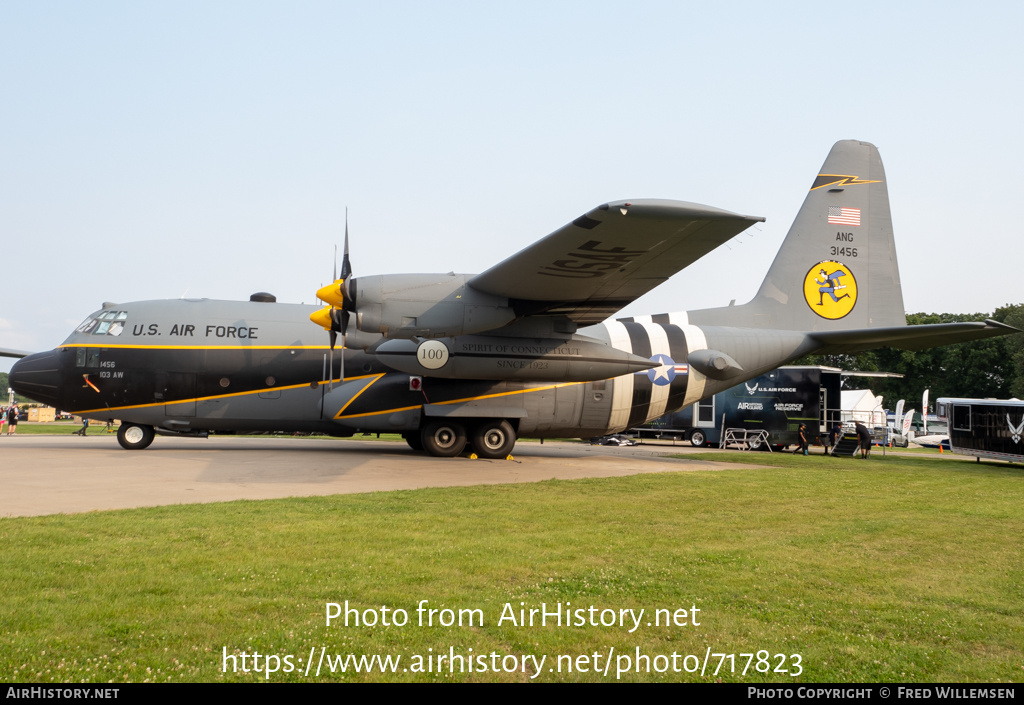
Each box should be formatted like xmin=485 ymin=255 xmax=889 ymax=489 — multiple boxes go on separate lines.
xmin=828 ymin=206 xmax=861 ymax=226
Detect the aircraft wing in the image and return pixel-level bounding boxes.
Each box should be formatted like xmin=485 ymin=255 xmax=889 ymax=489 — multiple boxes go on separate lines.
xmin=468 ymin=200 xmax=764 ymax=326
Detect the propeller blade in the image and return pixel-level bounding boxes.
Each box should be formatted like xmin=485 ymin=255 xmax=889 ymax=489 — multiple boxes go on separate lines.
xmin=328 ymin=333 xmax=335 ymax=391
xmin=314 ymin=208 xmax=354 ymax=391
xmin=341 ymin=208 xmax=352 ymax=281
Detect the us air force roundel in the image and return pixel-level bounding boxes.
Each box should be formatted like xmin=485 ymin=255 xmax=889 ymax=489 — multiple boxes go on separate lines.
xmin=647 ymin=353 xmax=677 ymax=386
xmin=803 ymin=260 xmax=858 ymax=320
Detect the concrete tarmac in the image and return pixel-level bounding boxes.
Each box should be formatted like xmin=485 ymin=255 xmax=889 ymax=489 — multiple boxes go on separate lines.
xmin=0 ymin=435 xmax=759 ymax=518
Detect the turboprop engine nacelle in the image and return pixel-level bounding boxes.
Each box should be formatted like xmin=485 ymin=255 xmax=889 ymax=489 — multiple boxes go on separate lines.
xmin=352 ymin=273 xmax=517 ymax=339
xmin=374 ymin=334 xmax=657 ymax=382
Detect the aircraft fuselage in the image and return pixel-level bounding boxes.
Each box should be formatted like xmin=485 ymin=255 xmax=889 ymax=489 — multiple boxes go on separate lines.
xmin=13 ymin=297 xmax=728 ymax=450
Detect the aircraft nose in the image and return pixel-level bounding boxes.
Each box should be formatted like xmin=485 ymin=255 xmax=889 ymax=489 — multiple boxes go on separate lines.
xmin=9 ymin=350 xmax=63 ymax=408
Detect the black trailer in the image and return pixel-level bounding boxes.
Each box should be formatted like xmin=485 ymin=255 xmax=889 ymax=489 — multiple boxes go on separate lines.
xmin=936 ymin=397 xmax=1024 ymax=463
xmin=635 ymin=366 xmax=843 ymax=449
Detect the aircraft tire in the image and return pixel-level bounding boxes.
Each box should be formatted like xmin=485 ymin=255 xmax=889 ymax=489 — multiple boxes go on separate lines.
xmin=689 ymin=430 xmax=708 ymax=448
xmin=404 ymin=433 xmax=424 ymax=452
xmin=117 ymin=423 xmax=155 ymax=450
xmin=421 ymin=421 xmax=468 ymax=457
xmin=470 ymin=419 xmax=516 ymax=459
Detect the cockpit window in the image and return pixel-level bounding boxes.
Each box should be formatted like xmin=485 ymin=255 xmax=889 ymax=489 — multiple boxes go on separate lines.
xmin=76 ymin=311 xmax=128 ymax=337
xmin=75 ymin=318 xmax=99 ymax=334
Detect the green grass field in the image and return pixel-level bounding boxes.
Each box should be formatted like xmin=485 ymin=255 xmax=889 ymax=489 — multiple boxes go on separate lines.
xmin=1 ymin=450 xmax=1021 ymax=683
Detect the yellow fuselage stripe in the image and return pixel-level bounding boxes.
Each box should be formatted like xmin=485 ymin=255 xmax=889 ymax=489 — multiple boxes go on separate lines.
xmin=335 ymin=381 xmax=583 ymax=420
xmin=60 ymin=343 xmax=333 ymax=351
xmin=71 ymin=374 xmax=380 ymax=415
xmin=333 ymin=374 xmax=387 ymax=418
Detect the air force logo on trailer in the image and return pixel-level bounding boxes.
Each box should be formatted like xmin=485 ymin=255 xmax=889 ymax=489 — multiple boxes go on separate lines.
xmin=1008 ymin=414 xmax=1024 ymax=444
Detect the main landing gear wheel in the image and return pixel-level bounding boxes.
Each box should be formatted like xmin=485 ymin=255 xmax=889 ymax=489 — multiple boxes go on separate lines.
xmin=421 ymin=420 xmax=467 ymax=457
xmin=403 ymin=433 xmax=424 ymax=452
xmin=117 ymin=423 xmax=155 ymax=450
xmin=689 ymin=430 xmax=708 ymax=448
xmin=470 ymin=420 xmax=516 ymax=460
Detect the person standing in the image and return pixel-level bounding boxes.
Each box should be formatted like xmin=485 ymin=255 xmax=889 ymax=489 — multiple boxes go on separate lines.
xmin=827 ymin=423 xmax=842 ymax=455
xmin=6 ymin=404 xmax=19 ymax=436
xmin=855 ymin=422 xmax=872 ymax=459
xmin=797 ymin=423 xmax=809 ymax=456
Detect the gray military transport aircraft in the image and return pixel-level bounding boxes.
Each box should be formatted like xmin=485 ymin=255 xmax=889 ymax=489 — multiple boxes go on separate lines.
xmin=7 ymin=140 xmax=1015 ymax=457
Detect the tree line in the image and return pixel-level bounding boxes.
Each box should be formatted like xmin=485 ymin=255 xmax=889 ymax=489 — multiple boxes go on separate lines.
xmin=0 ymin=372 xmax=33 ymax=404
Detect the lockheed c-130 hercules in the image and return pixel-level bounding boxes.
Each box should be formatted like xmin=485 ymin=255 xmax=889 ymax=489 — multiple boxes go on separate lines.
xmin=7 ymin=140 xmax=1015 ymax=457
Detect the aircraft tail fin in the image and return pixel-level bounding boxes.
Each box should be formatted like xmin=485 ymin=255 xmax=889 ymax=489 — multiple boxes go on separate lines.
xmin=688 ymin=139 xmax=905 ymax=331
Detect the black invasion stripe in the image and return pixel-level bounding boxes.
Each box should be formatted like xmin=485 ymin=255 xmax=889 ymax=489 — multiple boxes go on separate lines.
xmin=664 ymin=324 xmax=688 ymax=377
xmin=663 ymin=323 xmax=691 ymax=412
xmin=627 ymin=373 xmax=652 ymax=429
xmin=622 ymin=322 xmax=653 ymax=428
xmin=652 ymin=313 xmax=670 ymax=325
xmin=622 ymin=322 xmax=652 ymax=360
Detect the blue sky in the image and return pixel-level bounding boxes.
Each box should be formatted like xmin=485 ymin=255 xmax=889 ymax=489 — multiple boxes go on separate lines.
xmin=2 ymin=1 xmax=1022 ymax=371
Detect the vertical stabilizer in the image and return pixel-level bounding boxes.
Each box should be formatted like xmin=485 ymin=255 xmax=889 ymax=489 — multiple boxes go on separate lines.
xmin=688 ymin=140 xmax=906 ymax=331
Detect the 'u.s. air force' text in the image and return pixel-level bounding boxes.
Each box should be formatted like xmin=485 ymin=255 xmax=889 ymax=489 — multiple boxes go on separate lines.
xmin=130 ymin=323 xmax=259 ymax=339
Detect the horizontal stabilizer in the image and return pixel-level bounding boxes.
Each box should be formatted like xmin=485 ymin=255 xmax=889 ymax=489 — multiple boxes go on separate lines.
xmin=810 ymin=319 xmax=1018 ymax=353
xmin=0 ymin=348 xmax=31 ymax=359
